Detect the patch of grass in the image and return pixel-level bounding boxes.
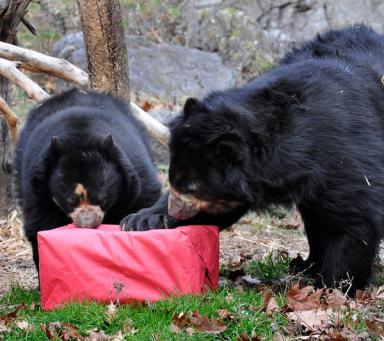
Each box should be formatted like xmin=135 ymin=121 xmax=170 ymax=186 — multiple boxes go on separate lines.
xmin=245 ymin=252 xmax=291 ymax=284
xmin=0 ymin=286 xmax=287 ymax=340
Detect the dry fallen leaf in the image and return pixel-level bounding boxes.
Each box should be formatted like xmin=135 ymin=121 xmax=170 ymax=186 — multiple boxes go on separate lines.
xmin=111 ymin=330 xmax=124 ymax=341
xmin=0 ymin=320 xmax=10 ymax=333
xmin=237 ymin=330 xmax=262 ymax=340
xmin=171 ymin=311 xmax=227 ymax=335
xmin=120 ymin=318 xmax=137 ymax=335
xmin=0 ymin=303 xmax=26 ymax=325
xmin=217 ymin=308 xmax=232 ymax=320
xmin=41 ymin=322 xmax=84 ymax=340
xmin=104 ymin=301 xmax=117 ymax=324
xmin=239 ymin=217 xmax=253 ymax=225
xmin=171 ymin=311 xmax=187 ymax=333
xmin=189 ymin=311 xmax=227 ymax=334
xmin=366 ymin=320 xmax=384 ymax=337
xmin=287 ymin=283 xmax=323 ymax=311
xmin=323 ymin=288 xmax=347 ymax=310
xmin=16 ymin=320 xmax=30 ymax=330
xmin=85 ymin=329 xmax=109 ymax=341
xmin=287 ymin=308 xmax=341 ymax=331
xmin=29 ymin=303 xmax=39 ymax=311
xmin=262 ymin=289 xmax=280 ymax=315
xmin=376 ymin=286 xmax=384 ymax=299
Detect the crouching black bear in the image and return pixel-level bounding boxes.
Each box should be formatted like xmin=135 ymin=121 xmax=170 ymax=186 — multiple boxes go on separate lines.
xmin=15 ymin=89 xmax=161 ymax=269
xmin=121 ymin=25 xmax=384 ymax=292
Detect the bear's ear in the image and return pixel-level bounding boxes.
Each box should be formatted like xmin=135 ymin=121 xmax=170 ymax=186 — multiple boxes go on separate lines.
xmin=102 ymin=133 xmax=114 ymax=151
xmin=183 ymin=97 xmax=202 ymax=117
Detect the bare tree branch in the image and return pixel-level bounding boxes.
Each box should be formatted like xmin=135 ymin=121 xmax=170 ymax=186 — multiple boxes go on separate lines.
xmin=0 ymin=42 xmax=171 ymax=146
xmin=0 ymin=41 xmax=89 ymax=86
xmin=0 ymin=93 xmax=17 ymax=142
xmin=130 ymin=103 xmax=170 ymax=147
xmin=21 ymin=15 xmax=36 ymax=35
xmin=0 ymin=57 xmax=48 ymax=101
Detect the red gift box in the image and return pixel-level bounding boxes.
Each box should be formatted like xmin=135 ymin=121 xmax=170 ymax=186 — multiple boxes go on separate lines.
xmin=38 ymin=224 xmax=219 ymax=310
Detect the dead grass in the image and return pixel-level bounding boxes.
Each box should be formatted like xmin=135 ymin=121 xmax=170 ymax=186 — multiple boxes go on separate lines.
xmin=0 ymin=211 xmax=37 ymax=294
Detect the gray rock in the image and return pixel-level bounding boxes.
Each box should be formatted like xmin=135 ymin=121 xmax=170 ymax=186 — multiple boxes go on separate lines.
xmin=53 ymin=33 xmax=235 ymax=165
xmin=52 ymin=33 xmax=235 ymax=100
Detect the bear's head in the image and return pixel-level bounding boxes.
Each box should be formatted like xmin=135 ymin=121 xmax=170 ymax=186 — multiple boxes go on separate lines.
xmin=168 ymin=81 xmax=305 ymax=220
xmin=33 ymin=133 xmax=139 ymax=228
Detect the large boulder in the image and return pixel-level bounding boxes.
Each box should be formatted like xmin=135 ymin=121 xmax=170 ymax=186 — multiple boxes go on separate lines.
xmin=52 ymin=33 xmax=235 ymax=100
xmin=52 ymin=33 xmax=235 ymax=165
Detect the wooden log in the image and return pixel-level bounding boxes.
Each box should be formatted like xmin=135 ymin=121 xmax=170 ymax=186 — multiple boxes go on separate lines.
xmin=0 ymin=41 xmax=88 ymax=86
xmin=0 ymin=57 xmax=48 ymax=101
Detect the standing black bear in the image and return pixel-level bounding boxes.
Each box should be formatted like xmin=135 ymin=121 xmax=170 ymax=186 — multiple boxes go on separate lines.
xmin=15 ymin=89 xmax=161 ymax=269
xmin=121 ymin=25 xmax=384 ymax=291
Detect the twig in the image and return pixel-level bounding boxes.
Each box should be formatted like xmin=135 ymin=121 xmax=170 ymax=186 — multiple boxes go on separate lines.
xmin=0 ymin=57 xmax=48 ymax=101
xmin=0 ymin=43 xmax=171 ymax=146
xmin=234 ymin=235 xmax=302 ymax=254
xmin=0 ymin=94 xmax=18 ymax=142
xmin=21 ymin=15 xmax=36 ymax=35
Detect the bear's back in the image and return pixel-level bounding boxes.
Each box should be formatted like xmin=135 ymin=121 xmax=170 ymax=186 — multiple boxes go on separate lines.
xmin=281 ymin=25 xmax=384 ymax=76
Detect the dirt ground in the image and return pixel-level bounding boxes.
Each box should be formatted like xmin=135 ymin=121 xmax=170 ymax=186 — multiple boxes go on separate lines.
xmin=0 ymin=209 xmax=310 ymax=295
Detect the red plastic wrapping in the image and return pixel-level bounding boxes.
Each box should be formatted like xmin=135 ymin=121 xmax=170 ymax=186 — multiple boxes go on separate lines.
xmin=38 ymin=224 xmax=219 ymax=311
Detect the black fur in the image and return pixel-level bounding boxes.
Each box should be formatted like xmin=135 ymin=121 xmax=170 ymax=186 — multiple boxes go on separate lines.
xmin=121 ymin=25 xmax=384 ymax=291
xmin=15 ymin=89 xmax=161 ymax=268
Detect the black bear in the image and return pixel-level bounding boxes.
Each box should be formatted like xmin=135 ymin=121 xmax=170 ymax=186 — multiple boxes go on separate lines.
xmin=121 ymin=25 xmax=384 ymax=292
xmin=15 ymin=88 xmax=161 ymax=268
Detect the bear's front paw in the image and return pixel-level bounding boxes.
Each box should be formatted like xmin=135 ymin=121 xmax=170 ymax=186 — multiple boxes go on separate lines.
xmin=289 ymin=254 xmax=317 ymax=275
xmin=120 ymin=211 xmax=176 ymax=231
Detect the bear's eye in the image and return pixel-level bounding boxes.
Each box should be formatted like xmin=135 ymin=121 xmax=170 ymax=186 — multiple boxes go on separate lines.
xmin=96 ymin=199 xmax=106 ymax=207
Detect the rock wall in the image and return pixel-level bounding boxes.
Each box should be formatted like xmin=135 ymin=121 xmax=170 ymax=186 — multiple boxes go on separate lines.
xmin=188 ymin=0 xmax=384 ymax=82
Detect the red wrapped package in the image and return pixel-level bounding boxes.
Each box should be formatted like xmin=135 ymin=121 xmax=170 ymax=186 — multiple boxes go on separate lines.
xmin=38 ymin=224 xmax=219 ymax=311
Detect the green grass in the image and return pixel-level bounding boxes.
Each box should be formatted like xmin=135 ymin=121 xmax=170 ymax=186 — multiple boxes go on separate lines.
xmin=2 ymin=253 xmax=382 ymax=340
xmin=245 ymin=252 xmax=291 ymax=285
xmin=0 ymin=286 xmax=287 ymax=340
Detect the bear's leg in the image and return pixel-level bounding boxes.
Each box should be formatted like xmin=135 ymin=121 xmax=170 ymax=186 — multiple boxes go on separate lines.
xmin=27 ymin=234 xmax=39 ymax=270
xmin=319 ymin=228 xmax=379 ymax=292
xmin=23 ymin=203 xmax=69 ymax=271
xmin=121 ymin=191 xmax=249 ymax=231
xmin=291 ymin=204 xmax=330 ymax=275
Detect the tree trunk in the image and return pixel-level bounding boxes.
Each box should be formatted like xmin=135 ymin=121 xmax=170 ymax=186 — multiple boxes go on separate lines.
xmin=0 ymin=0 xmax=31 ymax=218
xmin=76 ymin=0 xmax=130 ymax=102
xmin=0 ymin=76 xmax=13 ymax=217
